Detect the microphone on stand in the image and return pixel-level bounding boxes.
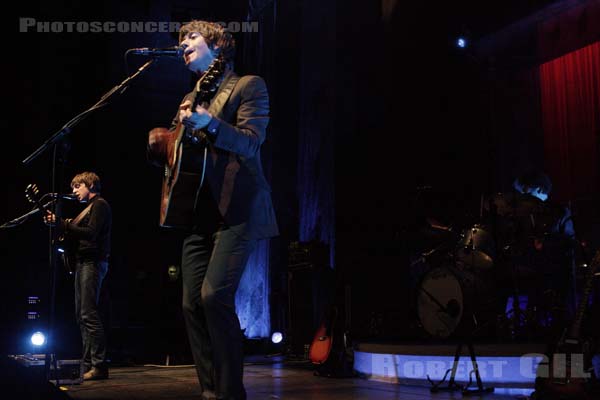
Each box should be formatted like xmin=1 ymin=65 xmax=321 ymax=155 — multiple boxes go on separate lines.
xmin=48 ymin=193 xmax=78 ymax=201
xmin=128 ymin=46 xmax=183 ymax=57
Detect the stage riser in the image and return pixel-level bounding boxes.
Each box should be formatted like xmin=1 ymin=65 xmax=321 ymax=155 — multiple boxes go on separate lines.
xmin=354 ymin=351 xmax=544 ymax=389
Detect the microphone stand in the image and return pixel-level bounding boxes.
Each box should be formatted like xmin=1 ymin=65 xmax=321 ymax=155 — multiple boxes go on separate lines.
xmin=21 ymin=59 xmax=155 ymax=383
xmin=0 ymin=201 xmax=55 ymax=229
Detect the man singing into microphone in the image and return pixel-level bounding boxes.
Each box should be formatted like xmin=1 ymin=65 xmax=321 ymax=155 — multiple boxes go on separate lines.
xmin=147 ymin=20 xmax=277 ymax=400
xmin=44 ymin=171 xmax=112 ymax=380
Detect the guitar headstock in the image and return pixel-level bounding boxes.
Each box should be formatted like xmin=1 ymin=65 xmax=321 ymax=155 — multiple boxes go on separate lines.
xmin=196 ymin=53 xmax=226 ymax=101
xmin=25 ymin=184 xmax=42 ymax=206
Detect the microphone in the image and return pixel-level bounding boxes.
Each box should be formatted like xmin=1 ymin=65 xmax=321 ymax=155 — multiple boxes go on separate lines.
xmin=48 ymin=193 xmax=78 ymax=201
xmin=129 ymin=46 xmax=183 ymax=57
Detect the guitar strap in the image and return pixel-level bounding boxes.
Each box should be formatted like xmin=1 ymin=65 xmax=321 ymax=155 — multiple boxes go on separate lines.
xmin=192 ymin=74 xmax=241 ymax=211
xmin=71 ymin=203 xmax=94 ymax=226
xmin=207 ymin=74 xmax=241 ymax=118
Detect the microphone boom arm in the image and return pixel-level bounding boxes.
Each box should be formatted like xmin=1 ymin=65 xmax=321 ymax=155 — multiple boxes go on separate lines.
xmin=22 ymin=59 xmax=155 ymax=165
xmin=0 ymin=200 xmax=55 ymax=229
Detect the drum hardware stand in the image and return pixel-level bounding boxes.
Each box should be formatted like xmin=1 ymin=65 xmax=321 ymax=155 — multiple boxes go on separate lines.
xmin=502 ymin=241 xmax=543 ymax=340
xmin=503 ymin=245 xmax=526 ymax=339
xmin=427 ymin=335 xmax=495 ymax=396
xmin=489 ymin=191 xmax=530 ymax=341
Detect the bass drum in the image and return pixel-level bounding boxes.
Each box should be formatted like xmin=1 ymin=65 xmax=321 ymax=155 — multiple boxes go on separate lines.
xmin=417 ymin=265 xmax=497 ymax=339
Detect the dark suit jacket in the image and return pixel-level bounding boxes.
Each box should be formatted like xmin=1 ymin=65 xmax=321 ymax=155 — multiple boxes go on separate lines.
xmin=173 ymin=71 xmax=278 ymax=240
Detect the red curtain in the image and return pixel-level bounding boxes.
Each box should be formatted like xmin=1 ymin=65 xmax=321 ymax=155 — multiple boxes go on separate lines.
xmin=539 ymin=41 xmax=600 ymax=203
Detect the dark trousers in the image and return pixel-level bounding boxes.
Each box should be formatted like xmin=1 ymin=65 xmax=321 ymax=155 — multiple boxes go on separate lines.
xmin=181 ymin=223 xmax=256 ymax=400
xmin=74 ymin=259 xmax=108 ymax=370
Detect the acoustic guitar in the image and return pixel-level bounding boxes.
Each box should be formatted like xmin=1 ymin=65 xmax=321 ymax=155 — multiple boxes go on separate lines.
xmin=56 ymin=224 xmax=79 ymax=275
xmin=148 ymin=54 xmax=225 ymax=228
xmin=534 ymin=249 xmax=600 ymax=399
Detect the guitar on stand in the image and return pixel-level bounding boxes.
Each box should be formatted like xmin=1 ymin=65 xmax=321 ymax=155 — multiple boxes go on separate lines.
xmin=309 ymin=283 xmax=355 ymax=377
xmin=533 ymin=249 xmax=600 ymax=399
xmin=147 ymin=54 xmax=225 ymax=228
xmin=309 ymin=305 xmax=337 ymax=365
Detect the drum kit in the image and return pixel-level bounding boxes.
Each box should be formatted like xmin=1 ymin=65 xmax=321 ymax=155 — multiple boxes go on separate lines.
xmin=413 ymin=191 xmax=573 ymax=341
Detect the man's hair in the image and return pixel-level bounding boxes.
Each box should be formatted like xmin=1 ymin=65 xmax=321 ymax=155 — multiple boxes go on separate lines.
xmin=178 ymin=20 xmax=236 ymax=66
xmin=71 ymin=172 xmax=101 ymax=193
xmin=514 ymin=169 xmax=552 ymax=195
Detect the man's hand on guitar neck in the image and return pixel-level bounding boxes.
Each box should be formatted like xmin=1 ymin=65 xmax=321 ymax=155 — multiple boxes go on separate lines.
xmin=43 ymin=210 xmax=57 ymax=227
xmin=179 ymin=100 xmax=213 ymax=130
xmin=43 ymin=211 xmax=68 ymax=229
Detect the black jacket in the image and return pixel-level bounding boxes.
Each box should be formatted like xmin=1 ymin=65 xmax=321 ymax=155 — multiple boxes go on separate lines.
xmin=173 ymin=72 xmax=278 ymax=240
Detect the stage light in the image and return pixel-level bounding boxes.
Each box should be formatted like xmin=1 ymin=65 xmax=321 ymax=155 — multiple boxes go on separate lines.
xmin=457 ymin=37 xmax=467 ymax=48
xmin=31 ymin=331 xmax=46 ymax=346
xmin=271 ymin=332 xmax=283 ymax=344
xmin=57 ymin=247 xmax=65 ymax=253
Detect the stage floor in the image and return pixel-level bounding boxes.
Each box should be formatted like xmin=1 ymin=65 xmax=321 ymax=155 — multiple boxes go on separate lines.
xmin=59 ymin=358 xmax=533 ymax=400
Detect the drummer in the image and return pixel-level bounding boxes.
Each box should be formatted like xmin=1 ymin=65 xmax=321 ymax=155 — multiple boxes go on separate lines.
xmin=512 ymin=170 xmax=575 ymax=238
xmin=508 ymin=170 xmax=577 ymax=329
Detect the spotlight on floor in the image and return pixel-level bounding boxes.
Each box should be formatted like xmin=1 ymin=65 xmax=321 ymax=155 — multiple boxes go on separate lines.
xmin=457 ymin=37 xmax=467 ymax=48
xmin=271 ymin=332 xmax=283 ymax=344
xmin=31 ymin=331 xmax=46 ymax=346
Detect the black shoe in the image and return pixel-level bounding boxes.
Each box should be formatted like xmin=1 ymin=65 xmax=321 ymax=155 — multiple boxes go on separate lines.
xmin=83 ymin=366 xmax=109 ymax=380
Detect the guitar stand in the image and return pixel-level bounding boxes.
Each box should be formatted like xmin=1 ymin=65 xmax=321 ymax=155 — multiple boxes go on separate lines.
xmin=427 ymin=340 xmax=494 ymax=396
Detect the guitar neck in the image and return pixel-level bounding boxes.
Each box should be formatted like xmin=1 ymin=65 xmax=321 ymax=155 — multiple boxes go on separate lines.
xmin=175 ymin=74 xmax=214 ymax=142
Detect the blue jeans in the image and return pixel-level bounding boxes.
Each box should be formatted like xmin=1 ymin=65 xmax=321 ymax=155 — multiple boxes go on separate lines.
xmin=74 ymin=259 xmax=108 ymax=370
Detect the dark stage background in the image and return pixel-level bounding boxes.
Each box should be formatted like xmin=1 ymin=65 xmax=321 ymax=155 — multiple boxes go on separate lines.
xmin=1 ymin=0 xmax=599 ymax=365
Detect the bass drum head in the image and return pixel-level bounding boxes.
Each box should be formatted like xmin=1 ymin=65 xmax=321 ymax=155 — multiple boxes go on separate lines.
xmin=417 ymin=267 xmax=463 ymax=338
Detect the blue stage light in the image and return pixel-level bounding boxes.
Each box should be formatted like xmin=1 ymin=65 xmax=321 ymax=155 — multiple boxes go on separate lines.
xmin=271 ymin=332 xmax=283 ymax=344
xmin=457 ymin=37 xmax=467 ymax=48
xmin=31 ymin=331 xmax=46 ymax=346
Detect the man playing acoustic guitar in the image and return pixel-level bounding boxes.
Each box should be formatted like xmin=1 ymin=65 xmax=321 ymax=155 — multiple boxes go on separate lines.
xmin=44 ymin=171 xmax=112 ymax=381
xmin=147 ymin=20 xmax=278 ymax=400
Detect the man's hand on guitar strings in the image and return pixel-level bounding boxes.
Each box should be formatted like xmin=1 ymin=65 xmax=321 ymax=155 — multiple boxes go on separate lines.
xmin=179 ymin=100 xmax=212 ymax=130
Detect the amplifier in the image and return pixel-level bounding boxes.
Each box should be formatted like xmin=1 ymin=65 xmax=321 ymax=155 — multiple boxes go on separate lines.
xmin=8 ymin=354 xmax=83 ymax=384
